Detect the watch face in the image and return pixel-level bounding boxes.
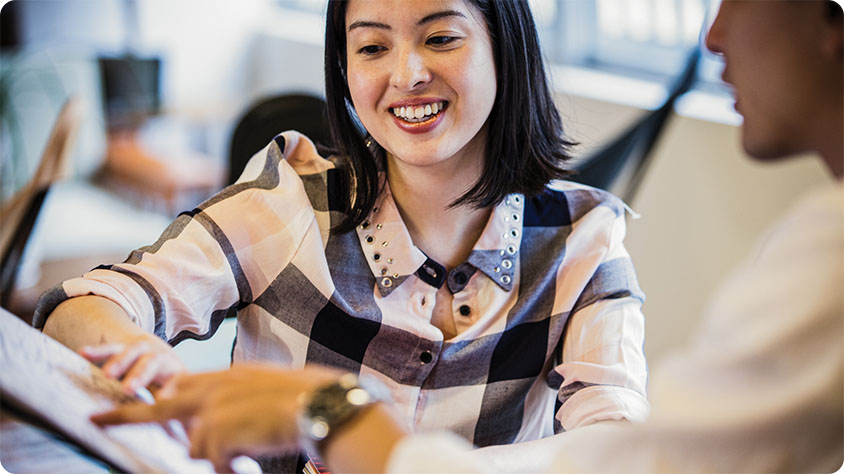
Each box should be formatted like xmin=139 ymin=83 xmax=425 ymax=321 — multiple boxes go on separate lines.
xmin=305 ymin=417 xmax=331 ymax=441
xmin=300 ymin=375 xmax=375 ymax=443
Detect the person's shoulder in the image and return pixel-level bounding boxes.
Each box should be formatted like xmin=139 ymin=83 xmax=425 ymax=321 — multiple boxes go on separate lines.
xmin=751 ymin=181 xmax=843 ymax=265
xmin=768 ymin=181 xmax=843 ymax=238
xmin=523 ymin=180 xmax=631 ymax=227
xmin=272 ymin=130 xmax=338 ymax=176
xmin=790 ymin=181 xmax=844 ymax=218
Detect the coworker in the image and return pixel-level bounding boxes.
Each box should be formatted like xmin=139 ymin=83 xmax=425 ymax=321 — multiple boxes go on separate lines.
xmin=36 ymin=0 xmax=649 ymax=471
xmin=94 ymin=1 xmax=844 ymax=473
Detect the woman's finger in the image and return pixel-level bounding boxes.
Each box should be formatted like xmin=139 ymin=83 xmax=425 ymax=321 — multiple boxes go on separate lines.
xmin=121 ymin=353 xmax=164 ymax=393
xmin=79 ymin=344 xmax=124 ymax=364
xmin=100 ymin=342 xmax=147 ymax=379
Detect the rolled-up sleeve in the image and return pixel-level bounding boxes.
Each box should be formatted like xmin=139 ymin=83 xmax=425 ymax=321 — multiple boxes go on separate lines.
xmin=33 ymin=137 xmax=320 ymax=345
xmin=551 ymin=205 xmax=650 ymax=431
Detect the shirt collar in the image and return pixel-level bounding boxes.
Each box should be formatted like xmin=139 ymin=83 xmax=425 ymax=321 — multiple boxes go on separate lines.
xmin=465 ymin=194 xmax=523 ymax=292
xmin=355 ymin=182 xmax=524 ymax=297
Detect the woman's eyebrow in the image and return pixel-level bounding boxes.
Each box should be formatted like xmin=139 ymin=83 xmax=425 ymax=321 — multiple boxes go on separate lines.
xmin=348 ymin=20 xmax=390 ymax=32
xmin=347 ymin=10 xmax=466 ymax=32
xmin=417 ymin=10 xmax=466 ymax=26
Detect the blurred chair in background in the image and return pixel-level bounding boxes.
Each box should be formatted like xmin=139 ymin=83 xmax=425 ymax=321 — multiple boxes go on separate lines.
xmin=228 ymin=93 xmax=329 ymax=185
xmin=1 ymin=96 xmax=84 ymax=316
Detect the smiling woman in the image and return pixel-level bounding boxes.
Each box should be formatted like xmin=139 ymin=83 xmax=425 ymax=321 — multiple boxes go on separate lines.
xmin=36 ymin=1 xmax=649 ymax=472
xmin=344 ymin=0 xmax=496 ymax=179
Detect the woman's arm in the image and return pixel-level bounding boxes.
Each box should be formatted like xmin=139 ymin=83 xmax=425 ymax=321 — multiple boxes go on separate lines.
xmin=43 ymin=295 xmax=185 ymax=392
xmin=551 ymin=203 xmax=649 ymax=430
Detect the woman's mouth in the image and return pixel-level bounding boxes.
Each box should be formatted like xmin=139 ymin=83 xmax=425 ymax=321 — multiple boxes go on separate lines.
xmin=390 ymin=101 xmax=447 ymax=124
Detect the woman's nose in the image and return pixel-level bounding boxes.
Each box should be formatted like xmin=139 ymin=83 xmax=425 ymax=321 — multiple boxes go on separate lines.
xmin=389 ymin=48 xmax=432 ymax=91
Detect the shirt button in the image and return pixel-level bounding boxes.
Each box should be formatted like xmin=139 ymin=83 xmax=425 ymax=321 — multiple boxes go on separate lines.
xmin=420 ymin=351 xmax=433 ymax=364
xmin=459 ymin=305 xmax=471 ymax=316
xmin=454 ymin=272 xmax=467 ymax=285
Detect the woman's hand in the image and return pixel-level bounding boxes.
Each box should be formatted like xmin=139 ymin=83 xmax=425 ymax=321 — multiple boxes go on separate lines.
xmin=92 ymin=365 xmax=341 ymax=472
xmin=42 ymin=295 xmax=187 ymax=394
xmin=81 ymin=334 xmax=187 ymax=394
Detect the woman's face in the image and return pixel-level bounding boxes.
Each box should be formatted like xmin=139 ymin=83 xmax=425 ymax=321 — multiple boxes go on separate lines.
xmin=344 ymin=0 xmax=497 ymax=171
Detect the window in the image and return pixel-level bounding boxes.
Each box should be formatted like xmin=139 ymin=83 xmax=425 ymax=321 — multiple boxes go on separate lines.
xmin=535 ymin=0 xmax=723 ymax=87
xmin=276 ymin=0 xmax=326 ymax=15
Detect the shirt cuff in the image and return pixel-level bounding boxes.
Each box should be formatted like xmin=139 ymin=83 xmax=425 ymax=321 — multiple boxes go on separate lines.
xmin=558 ymin=385 xmax=650 ymax=431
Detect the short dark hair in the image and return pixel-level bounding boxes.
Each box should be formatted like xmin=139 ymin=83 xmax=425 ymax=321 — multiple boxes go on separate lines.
xmin=324 ymin=0 xmax=575 ymax=233
xmin=829 ymin=0 xmax=843 ymax=18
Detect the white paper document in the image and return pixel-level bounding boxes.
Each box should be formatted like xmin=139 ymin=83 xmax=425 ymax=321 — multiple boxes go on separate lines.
xmin=0 ymin=308 xmax=214 ymax=473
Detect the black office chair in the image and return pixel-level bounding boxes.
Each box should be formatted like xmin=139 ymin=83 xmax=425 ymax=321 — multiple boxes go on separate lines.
xmin=571 ymin=47 xmax=701 ymax=202
xmin=228 ymin=93 xmax=330 ymax=185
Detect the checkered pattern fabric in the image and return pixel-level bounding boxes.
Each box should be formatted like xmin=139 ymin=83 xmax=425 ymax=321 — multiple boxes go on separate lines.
xmin=34 ymin=131 xmax=649 ymax=472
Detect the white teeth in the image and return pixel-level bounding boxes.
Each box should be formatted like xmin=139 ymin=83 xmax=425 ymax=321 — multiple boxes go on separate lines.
xmin=391 ymin=101 xmax=446 ymax=123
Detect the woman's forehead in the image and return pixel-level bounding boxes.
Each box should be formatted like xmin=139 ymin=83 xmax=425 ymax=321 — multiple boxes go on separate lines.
xmin=345 ymin=0 xmax=479 ymax=29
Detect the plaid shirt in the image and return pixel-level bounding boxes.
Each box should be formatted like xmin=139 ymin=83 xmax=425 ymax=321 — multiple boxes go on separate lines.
xmin=35 ymin=132 xmax=648 ymax=467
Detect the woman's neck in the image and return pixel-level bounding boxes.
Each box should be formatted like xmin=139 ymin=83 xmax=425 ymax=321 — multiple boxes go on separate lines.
xmin=386 ymin=147 xmax=491 ymax=269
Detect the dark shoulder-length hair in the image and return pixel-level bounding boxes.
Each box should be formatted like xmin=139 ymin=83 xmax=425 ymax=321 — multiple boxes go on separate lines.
xmin=325 ymin=0 xmax=575 ymax=234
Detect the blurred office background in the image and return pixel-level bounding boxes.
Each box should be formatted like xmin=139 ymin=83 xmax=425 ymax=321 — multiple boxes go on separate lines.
xmin=0 ymin=0 xmax=829 ymax=371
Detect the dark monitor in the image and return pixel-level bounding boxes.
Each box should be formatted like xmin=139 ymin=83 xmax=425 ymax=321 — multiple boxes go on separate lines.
xmin=98 ymin=56 xmax=161 ymax=130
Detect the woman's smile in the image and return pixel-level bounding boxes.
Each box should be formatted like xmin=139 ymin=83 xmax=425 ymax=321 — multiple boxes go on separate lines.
xmin=390 ymin=100 xmax=447 ymax=122
xmin=389 ymin=100 xmax=449 ymax=134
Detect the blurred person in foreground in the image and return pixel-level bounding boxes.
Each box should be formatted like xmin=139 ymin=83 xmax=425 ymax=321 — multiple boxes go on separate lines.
xmin=93 ymin=1 xmax=844 ymax=472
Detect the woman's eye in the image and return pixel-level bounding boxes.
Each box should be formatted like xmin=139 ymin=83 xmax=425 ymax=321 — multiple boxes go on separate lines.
xmin=358 ymin=45 xmax=386 ymax=56
xmin=427 ymin=35 xmax=458 ymax=47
